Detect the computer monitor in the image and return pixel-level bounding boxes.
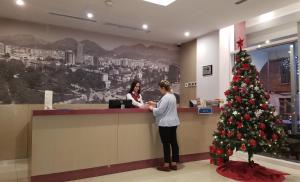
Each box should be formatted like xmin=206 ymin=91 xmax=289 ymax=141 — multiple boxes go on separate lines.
xmin=189 ymin=100 xmax=197 ymax=108
xmin=109 ymin=100 xmax=133 ymax=109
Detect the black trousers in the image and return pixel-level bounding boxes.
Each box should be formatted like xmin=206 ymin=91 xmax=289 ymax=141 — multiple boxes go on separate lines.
xmin=159 ymin=126 xmax=179 ymax=163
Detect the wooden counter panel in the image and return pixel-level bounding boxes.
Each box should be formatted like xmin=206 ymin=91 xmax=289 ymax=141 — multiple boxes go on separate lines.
xmin=31 ymin=114 xmax=119 ymax=176
xmin=117 ymin=113 xmax=162 ymax=164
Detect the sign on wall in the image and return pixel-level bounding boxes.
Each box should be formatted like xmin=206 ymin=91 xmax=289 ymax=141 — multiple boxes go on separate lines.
xmin=203 ymin=65 xmax=213 ymax=76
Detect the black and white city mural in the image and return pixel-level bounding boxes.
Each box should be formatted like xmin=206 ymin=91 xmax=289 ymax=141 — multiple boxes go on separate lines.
xmin=0 ymin=18 xmax=180 ymax=104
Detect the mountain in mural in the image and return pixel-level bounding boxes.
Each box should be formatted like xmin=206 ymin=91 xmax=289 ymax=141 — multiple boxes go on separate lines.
xmin=80 ymin=40 xmax=111 ymax=56
xmin=0 ymin=34 xmax=179 ymax=64
xmin=0 ymin=34 xmax=48 ymax=47
xmin=47 ymin=38 xmax=78 ymax=51
xmin=112 ymin=43 xmax=178 ymax=62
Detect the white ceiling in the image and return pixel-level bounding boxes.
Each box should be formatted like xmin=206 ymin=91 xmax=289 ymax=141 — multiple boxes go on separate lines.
xmin=245 ymin=1 xmax=300 ymax=46
xmin=0 ymin=0 xmax=299 ymax=45
xmin=246 ymin=1 xmax=300 ymax=34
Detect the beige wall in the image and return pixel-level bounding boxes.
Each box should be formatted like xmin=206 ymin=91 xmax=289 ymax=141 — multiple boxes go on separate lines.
xmin=0 ymin=104 xmax=107 ymax=161
xmin=31 ymin=112 xmax=218 ymax=176
xmin=179 ymin=40 xmax=197 ymax=107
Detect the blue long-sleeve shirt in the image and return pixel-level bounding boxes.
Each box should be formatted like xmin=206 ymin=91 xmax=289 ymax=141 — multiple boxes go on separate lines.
xmin=153 ymin=93 xmax=180 ymax=127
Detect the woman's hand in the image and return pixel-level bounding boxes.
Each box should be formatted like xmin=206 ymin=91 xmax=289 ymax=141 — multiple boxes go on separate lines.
xmin=149 ymin=105 xmax=154 ymax=111
xmin=142 ymin=104 xmax=150 ymax=109
xmin=147 ymin=101 xmax=156 ymax=106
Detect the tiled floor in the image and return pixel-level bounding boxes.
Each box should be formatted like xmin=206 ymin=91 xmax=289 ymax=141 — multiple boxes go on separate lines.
xmin=0 ymin=159 xmax=29 ymax=182
xmin=1 ymin=155 xmax=300 ymax=182
xmin=70 ymin=155 xmax=300 ymax=182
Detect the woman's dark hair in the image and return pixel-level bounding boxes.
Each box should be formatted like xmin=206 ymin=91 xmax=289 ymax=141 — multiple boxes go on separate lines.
xmin=159 ymin=80 xmax=171 ymax=92
xmin=129 ymin=80 xmax=141 ymax=94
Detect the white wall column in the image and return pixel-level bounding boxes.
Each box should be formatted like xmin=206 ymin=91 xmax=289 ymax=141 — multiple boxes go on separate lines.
xmin=218 ymin=25 xmax=235 ymax=100
xmin=196 ymin=31 xmax=219 ymax=100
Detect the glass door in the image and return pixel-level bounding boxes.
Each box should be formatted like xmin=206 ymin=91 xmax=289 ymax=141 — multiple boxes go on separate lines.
xmin=248 ymin=42 xmax=300 ymax=135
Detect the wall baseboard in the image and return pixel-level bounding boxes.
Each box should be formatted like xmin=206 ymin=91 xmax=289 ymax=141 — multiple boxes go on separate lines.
xmin=31 ymin=152 xmax=210 ymax=182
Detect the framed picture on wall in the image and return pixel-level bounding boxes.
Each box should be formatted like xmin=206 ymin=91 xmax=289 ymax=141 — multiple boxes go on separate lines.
xmin=203 ymin=65 xmax=213 ymax=76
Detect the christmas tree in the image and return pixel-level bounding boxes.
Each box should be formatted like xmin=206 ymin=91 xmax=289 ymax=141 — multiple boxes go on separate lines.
xmin=210 ymin=38 xmax=287 ymax=166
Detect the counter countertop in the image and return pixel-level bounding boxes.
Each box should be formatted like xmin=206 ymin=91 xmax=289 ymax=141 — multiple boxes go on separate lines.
xmin=33 ymin=107 xmax=220 ymax=116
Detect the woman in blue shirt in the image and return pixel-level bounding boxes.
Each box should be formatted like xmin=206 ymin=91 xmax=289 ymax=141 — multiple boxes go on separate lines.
xmin=149 ymin=80 xmax=180 ymax=171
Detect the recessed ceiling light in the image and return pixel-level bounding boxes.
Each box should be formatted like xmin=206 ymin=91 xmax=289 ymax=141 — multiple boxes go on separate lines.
xmin=265 ymin=40 xmax=270 ymax=44
xmin=143 ymin=0 xmax=176 ymax=7
xmin=16 ymin=0 xmax=25 ymax=6
xmin=142 ymin=24 xmax=148 ymax=30
xmin=104 ymin=0 xmax=113 ymax=7
xmin=258 ymin=45 xmax=262 ymax=48
xmin=184 ymin=32 xmax=190 ymax=37
xmin=86 ymin=12 xmax=94 ymax=19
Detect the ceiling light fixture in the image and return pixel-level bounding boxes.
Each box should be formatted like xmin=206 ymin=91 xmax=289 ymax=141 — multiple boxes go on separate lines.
xmin=86 ymin=12 xmax=94 ymax=19
xmin=143 ymin=0 xmax=176 ymax=7
xmin=104 ymin=0 xmax=113 ymax=7
xmin=142 ymin=24 xmax=148 ymax=30
xmin=265 ymin=40 xmax=270 ymax=44
xmin=16 ymin=0 xmax=25 ymax=6
xmin=258 ymin=45 xmax=261 ymax=48
xmin=235 ymin=0 xmax=248 ymax=5
xmin=184 ymin=32 xmax=190 ymax=37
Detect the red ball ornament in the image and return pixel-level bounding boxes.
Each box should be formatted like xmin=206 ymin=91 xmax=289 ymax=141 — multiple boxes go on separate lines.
xmin=233 ymin=86 xmax=239 ymax=92
xmin=240 ymin=87 xmax=247 ymax=94
xmin=216 ymin=149 xmax=224 ymax=155
xmin=237 ymin=132 xmax=242 ymax=140
xmin=210 ymin=158 xmax=214 ymax=164
xmin=224 ymin=90 xmax=230 ymax=96
xmin=244 ymin=78 xmax=250 ymax=84
xmin=237 ymin=122 xmax=243 ymax=129
xmin=261 ymin=104 xmax=268 ymax=110
xmin=233 ymin=75 xmax=241 ymax=82
xmin=244 ymin=114 xmax=251 ymax=121
xmin=249 ymin=139 xmax=257 ymax=147
xmin=259 ymin=130 xmax=266 ymax=139
xmin=221 ymin=130 xmax=226 ymax=137
xmin=227 ymin=149 xmax=233 ymax=156
xmin=242 ymin=64 xmax=250 ymax=70
xmin=249 ymin=99 xmax=255 ymax=105
xmin=227 ymin=102 xmax=232 ymax=107
xmin=240 ymin=143 xmax=247 ymax=151
xmin=227 ymin=131 xmax=233 ymax=138
xmin=220 ymin=106 xmax=224 ymax=111
xmin=235 ymin=96 xmax=242 ymax=103
xmin=272 ymin=134 xmax=278 ymax=141
xmin=259 ymin=123 xmax=266 ymax=130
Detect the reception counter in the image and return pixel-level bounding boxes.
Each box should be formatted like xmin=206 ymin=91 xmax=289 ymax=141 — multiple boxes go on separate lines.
xmin=30 ymin=107 xmax=220 ymax=182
